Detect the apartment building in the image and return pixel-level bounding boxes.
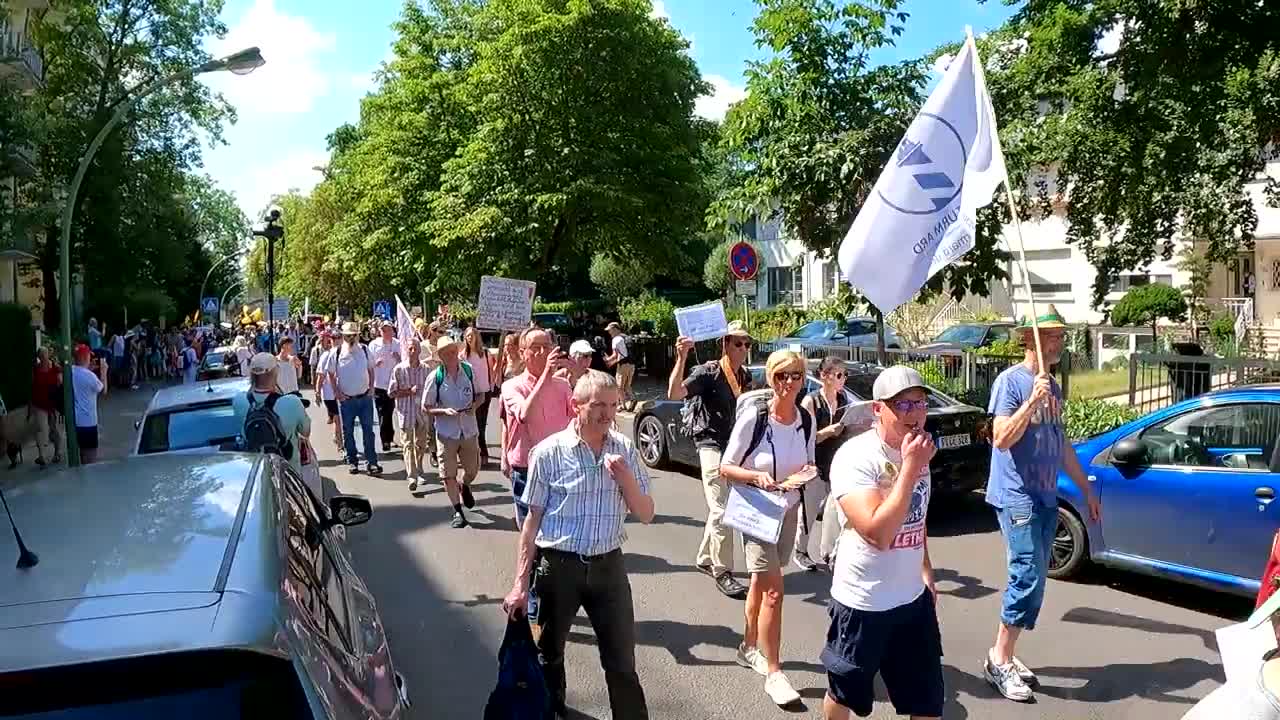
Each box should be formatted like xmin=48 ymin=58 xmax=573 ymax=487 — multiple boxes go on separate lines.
xmin=0 ymin=0 xmax=45 ymax=321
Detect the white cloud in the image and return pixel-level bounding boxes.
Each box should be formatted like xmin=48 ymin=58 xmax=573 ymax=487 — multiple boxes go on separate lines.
xmin=695 ymin=74 xmax=747 ymax=122
xmin=234 ymin=149 xmax=330 ymax=219
xmin=204 ymin=0 xmax=337 ymax=115
xmin=650 ymin=0 xmax=668 ymax=19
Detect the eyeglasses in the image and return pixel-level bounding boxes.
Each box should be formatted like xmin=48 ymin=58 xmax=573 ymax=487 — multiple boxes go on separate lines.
xmin=825 ymin=372 xmax=846 ymax=379
xmin=890 ymin=399 xmax=929 ymax=413
xmin=731 ymin=340 xmax=751 ymax=349
xmin=773 ymin=371 xmax=804 ymax=383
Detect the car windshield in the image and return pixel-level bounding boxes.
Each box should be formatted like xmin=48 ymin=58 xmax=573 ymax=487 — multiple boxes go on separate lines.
xmin=0 ymin=650 xmax=311 ymax=719
xmin=203 ymin=352 xmax=225 ymax=365
xmin=845 ymin=374 xmax=952 ymax=409
xmin=789 ymin=320 xmax=835 ymax=339
xmin=934 ymin=325 xmax=986 ymax=345
xmin=139 ymin=402 xmax=241 ymax=454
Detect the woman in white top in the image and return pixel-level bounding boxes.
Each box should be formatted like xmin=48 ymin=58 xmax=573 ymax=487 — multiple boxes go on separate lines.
xmin=463 ymin=326 xmax=497 ymax=463
xmin=275 ymin=337 xmax=303 ymax=395
xmin=718 ymin=349 xmax=816 ymax=707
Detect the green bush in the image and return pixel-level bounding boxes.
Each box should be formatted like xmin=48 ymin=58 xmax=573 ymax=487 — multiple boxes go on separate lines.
xmin=1208 ymin=313 xmax=1235 ymax=353
xmin=618 ymin=291 xmax=677 ymax=338
xmin=902 ymin=360 xmax=966 ymax=398
xmin=533 ymin=298 xmax=612 ymax=317
xmin=1063 ymin=398 xmax=1139 ymax=440
xmin=975 ymin=338 xmax=1024 ymax=358
xmin=725 ymin=305 xmax=813 ymax=342
xmin=589 ymin=254 xmax=653 ymax=300
xmin=0 ymin=303 xmax=35 ymax=410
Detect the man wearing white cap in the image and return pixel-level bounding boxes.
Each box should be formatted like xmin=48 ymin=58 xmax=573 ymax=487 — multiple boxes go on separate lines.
xmin=424 ymin=334 xmax=482 ymax=528
xmin=233 ymin=352 xmax=311 ymax=476
xmin=369 ymin=320 xmax=403 ymax=453
xmin=330 ymin=321 xmax=381 ymax=475
xmin=822 ymin=365 xmax=942 ymax=720
xmin=559 ymin=339 xmax=595 ymax=387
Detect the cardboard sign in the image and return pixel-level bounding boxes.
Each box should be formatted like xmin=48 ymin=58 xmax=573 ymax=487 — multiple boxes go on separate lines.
xmin=674 ymin=301 xmax=729 ymax=342
xmin=723 ymin=485 xmax=801 ymax=544
xmin=477 ymin=276 xmax=536 ymax=331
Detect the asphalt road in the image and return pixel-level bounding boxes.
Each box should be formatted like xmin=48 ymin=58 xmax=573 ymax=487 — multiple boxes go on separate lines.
xmin=307 ymin=401 xmax=1247 ymax=720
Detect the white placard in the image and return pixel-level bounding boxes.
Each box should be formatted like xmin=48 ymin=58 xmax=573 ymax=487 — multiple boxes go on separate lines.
xmin=675 ymin=301 xmax=729 ymax=342
xmin=477 ymin=276 xmax=536 ymax=331
xmin=723 ymin=484 xmax=801 ymax=544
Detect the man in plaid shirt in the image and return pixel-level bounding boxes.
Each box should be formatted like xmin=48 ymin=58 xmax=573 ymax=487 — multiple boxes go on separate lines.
xmin=389 ymin=336 xmax=431 ymax=492
xmin=502 ymin=370 xmax=656 ymax=719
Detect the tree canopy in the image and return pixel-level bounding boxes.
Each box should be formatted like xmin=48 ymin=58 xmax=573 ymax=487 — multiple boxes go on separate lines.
xmin=1110 ymin=283 xmax=1188 ymax=337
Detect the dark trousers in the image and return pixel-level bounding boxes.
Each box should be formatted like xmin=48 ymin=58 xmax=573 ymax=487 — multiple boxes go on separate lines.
xmin=476 ymin=393 xmax=492 ymax=458
xmin=536 ymin=548 xmax=647 ymax=719
xmin=373 ymin=388 xmax=395 ymax=446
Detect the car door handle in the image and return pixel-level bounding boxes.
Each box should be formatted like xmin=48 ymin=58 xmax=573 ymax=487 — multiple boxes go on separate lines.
xmin=1257 ymin=487 xmax=1275 ymax=499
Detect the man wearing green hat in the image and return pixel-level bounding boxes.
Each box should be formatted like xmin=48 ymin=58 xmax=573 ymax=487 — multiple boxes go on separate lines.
xmin=982 ymin=304 xmax=1101 ymax=703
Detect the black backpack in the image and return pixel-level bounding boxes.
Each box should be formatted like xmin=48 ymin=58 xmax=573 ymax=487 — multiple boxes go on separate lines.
xmin=243 ymin=391 xmax=293 ymax=460
xmin=738 ymin=398 xmax=812 ymax=463
xmin=679 ymin=361 xmax=723 ymax=438
xmin=483 ymin=617 xmax=552 ymax=720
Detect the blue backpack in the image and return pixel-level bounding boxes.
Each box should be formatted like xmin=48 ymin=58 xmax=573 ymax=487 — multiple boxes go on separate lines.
xmin=483 ymin=617 xmax=552 ymax=720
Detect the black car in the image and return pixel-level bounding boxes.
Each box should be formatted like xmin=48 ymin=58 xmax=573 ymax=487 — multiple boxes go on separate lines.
xmin=632 ymin=363 xmax=991 ymax=495
xmin=915 ymin=322 xmax=1016 ymax=352
xmin=197 ymin=347 xmax=237 ymax=381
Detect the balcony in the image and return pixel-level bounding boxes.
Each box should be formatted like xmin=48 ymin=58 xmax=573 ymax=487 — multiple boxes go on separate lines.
xmin=0 ymin=19 xmax=43 ymax=90
xmin=0 ymin=228 xmax=36 ymax=259
xmin=7 ymin=142 xmax=37 ymax=177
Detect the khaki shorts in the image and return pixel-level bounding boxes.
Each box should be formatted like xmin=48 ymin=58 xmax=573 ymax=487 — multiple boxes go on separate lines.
xmin=744 ymin=505 xmax=800 ymax=574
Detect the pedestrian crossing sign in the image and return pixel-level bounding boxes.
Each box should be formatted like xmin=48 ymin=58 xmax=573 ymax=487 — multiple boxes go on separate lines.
xmin=201 ymin=297 xmax=219 ymax=315
xmin=373 ymin=300 xmax=392 ymax=319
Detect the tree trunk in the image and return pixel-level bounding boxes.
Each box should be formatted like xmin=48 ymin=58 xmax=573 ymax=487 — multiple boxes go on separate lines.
xmin=40 ymin=226 xmax=59 ymax=333
xmin=873 ymin=304 xmax=887 ymax=365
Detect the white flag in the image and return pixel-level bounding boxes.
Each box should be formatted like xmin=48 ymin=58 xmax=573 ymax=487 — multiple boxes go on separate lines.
xmin=838 ymin=31 xmax=1007 ymax=315
xmin=395 ymin=295 xmax=417 ymax=347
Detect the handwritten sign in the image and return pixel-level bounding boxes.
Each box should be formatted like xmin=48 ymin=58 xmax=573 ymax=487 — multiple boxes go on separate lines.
xmin=477 ymin=276 xmax=536 ymax=331
xmin=723 ymin=484 xmax=801 ymax=544
xmin=675 ymin=301 xmax=728 ymax=342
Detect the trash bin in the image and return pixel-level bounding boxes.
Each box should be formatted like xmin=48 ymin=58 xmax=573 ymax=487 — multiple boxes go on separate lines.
xmin=1167 ymin=342 xmax=1211 ymax=402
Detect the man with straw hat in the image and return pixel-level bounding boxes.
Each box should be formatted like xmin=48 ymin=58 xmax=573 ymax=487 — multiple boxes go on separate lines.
xmin=982 ymin=304 xmax=1101 ymax=702
xmin=424 ymin=333 xmax=482 ymax=529
xmin=329 ymin=320 xmax=381 ymax=476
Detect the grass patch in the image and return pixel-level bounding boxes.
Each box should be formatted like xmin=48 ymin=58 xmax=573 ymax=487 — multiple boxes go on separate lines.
xmin=1068 ymin=368 xmax=1132 ymax=399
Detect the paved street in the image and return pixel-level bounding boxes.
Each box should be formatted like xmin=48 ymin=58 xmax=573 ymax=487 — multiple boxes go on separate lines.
xmin=300 ymin=399 xmax=1250 ymax=720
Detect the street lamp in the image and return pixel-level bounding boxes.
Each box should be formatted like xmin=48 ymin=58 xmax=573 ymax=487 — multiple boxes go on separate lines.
xmin=58 ymin=47 xmax=265 ymax=467
xmin=196 ymin=250 xmax=245 ymax=324
xmin=219 ymin=281 xmax=243 ymax=322
xmin=251 ymin=207 xmax=284 ymax=353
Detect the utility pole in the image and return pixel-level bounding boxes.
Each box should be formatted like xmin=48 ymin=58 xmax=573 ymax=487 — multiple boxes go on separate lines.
xmin=252 ymin=208 xmax=284 ymax=353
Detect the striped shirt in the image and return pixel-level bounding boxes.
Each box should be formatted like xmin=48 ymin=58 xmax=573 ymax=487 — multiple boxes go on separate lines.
xmin=521 ymin=424 xmax=652 ymax=557
xmin=388 ymin=361 xmax=429 ymax=427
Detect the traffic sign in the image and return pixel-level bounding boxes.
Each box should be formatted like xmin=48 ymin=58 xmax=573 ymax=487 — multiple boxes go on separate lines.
xmin=373 ymin=300 xmax=393 ymax=319
xmin=270 ymin=297 xmax=290 ymax=321
xmin=734 ymin=279 xmax=757 ymax=297
xmin=200 ymin=297 xmax=220 ymax=316
xmin=729 ymin=241 xmax=758 ymax=281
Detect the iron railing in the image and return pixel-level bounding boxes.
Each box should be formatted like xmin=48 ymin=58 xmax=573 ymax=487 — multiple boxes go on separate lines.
xmin=1127 ymin=352 xmax=1280 ymax=414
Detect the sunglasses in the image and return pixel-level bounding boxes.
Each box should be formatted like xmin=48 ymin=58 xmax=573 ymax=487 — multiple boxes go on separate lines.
xmin=773 ymin=371 xmax=804 ymax=383
xmin=890 ymin=399 xmax=929 ymax=413
xmin=731 ymin=340 xmax=751 ymax=349
xmin=824 ymin=372 xmax=846 ymax=379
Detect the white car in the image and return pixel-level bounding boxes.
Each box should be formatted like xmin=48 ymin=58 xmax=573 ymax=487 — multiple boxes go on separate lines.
xmin=132 ymin=377 xmax=250 ymax=455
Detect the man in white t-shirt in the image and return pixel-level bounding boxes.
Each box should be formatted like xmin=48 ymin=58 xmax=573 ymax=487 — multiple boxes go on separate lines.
xmin=329 ymin=321 xmax=380 ymax=475
xmin=604 ymin=322 xmax=635 ymax=409
xmin=312 ymin=332 xmax=343 ymax=449
xmin=822 ymin=365 xmax=942 ymax=720
xmin=71 ymin=344 xmax=108 ymax=464
xmin=368 ymin=320 xmax=402 ymax=454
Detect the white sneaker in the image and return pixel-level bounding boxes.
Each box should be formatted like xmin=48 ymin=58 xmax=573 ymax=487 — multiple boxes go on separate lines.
xmin=1010 ymin=655 xmax=1038 ymax=686
xmin=407 ymin=477 xmax=418 ymax=492
xmin=984 ymin=652 xmax=1034 ymax=702
xmin=793 ymin=551 xmax=817 ymax=572
xmin=764 ymin=671 xmax=800 ymax=706
xmin=735 ymin=644 xmax=768 ymax=676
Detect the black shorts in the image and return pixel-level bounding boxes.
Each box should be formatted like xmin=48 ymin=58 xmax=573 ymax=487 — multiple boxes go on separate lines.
xmin=75 ymin=426 xmax=100 ymax=451
xmin=820 ymin=590 xmax=944 ymax=717
xmin=323 ymin=400 xmax=340 ymax=419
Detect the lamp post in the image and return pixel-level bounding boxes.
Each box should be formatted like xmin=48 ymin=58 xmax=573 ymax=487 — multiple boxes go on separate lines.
xmin=196 ymin=250 xmax=245 ymax=324
xmin=59 ymin=47 xmax=265 ymax=467
xmin=252 ymin=208 xmax=284 ymax=353
xmin=219 ymin=281 xmax=243 ymax=325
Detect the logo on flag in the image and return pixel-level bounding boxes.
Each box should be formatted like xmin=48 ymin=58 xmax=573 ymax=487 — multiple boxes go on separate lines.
xmin=839 ymin=31 xmax=1007 ymax=315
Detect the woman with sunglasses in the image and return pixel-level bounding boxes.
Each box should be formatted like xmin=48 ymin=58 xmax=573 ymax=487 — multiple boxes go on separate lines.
xmin=718 ymin=349 xmax=815 ymax=707
xmin=794 ymin=355 xmax=859 ymax=571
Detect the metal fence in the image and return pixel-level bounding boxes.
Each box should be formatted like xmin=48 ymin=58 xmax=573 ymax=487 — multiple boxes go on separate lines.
xmin=1127 ymin=353 xmax=1280 ymax=414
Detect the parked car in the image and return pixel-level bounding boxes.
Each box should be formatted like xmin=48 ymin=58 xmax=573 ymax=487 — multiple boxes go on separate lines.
xmin=773 ymin=316 xmax=902 ymax=349
xmin=0 ymin=452 xmax=410 ymax=718
xmin=916 ymin=322 xmax=1016 ymax=352
xmin=133 ymin=377 xmax=250 ymax=455
xmin=531 ymin=311 xmax=574 ymax=336
xmin=1052 ymin=386 xmax=1280 ymax=598
xmin=632 ymin=362 xmax=990 ymax=494
xmin=198 ymin=345 xmax=238 ymax=380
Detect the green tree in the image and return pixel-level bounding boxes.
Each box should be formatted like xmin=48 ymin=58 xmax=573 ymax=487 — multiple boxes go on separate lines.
xmin=973 ymin=0 xmax=1280 ymax=306
xmin=589 ymin=254 xmax=653 ymax=301
xmin=1174 ymin=245 xmax=1213 ymax=333
xmin=1110 ymin=283 xmax=1188 ymax=341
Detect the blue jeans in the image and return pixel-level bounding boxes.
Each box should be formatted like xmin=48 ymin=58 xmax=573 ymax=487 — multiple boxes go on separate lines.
xmin=996 ymin=497 xmax=1057 ymax=630
xmin=510 ymin=466 xmax=529 ymax=528
xmin=340 ymin=393 xmax=378 ymax=468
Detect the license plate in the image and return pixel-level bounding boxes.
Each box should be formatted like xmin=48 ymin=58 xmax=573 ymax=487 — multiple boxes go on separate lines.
xmin=937 ymin=433 xmax=971 ymax=450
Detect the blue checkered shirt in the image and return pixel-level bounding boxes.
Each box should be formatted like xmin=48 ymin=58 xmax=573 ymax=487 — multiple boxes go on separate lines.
xmin=521 ymin=424 xmax=652 ymax=557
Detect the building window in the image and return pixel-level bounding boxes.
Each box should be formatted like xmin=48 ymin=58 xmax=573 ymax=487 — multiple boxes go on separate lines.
xmin=1030 ymin=282 xmax=1071 ymax=294
xmin=1110 ymin=274 xmax=1173 ymax=293
xmin=822 ymin=262 xmax=842 ymax=298
xmin=768 ymin=266 xmax=803 ymax=307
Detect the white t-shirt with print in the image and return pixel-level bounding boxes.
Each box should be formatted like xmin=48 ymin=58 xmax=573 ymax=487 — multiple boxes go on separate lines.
xmin=722 ymin=406 xmax=815 ymax=501
xmin=828 ymin=429 xmax=931 ymax=612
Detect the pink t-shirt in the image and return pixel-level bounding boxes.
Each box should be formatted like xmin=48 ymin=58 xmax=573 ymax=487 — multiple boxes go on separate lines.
xmin=501 ymin=371 xmax=574 ymax=468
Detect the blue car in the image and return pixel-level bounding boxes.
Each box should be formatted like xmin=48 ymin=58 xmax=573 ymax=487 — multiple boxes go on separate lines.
xmin=1052 ymin=386 xmax=1280 ymax=598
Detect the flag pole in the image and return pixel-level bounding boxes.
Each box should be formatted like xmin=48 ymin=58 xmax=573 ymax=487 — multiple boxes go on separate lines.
xmin=964 ymin=26 xmax=1047 ymax=372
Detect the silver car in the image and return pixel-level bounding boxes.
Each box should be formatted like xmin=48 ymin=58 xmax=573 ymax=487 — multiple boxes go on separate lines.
xmin=133 ymin=377 xmax=250 ymax=455
xmin=0 ymin=452 xmax=410 ymax=718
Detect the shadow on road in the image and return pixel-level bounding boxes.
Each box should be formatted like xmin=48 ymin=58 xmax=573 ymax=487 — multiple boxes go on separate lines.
xmin=1065 ymin=569 xmax=1255 ymax=621
xmin=1060 ymin=607 xmax=1220 ymax=652
xmin=1033 ymin=657 xmax=1219 ymax=704
xmin=927 ymin=491 xmax=999 ymax=537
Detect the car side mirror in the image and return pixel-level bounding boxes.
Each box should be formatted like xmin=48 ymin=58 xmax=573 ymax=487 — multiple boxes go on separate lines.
xmin=1111 ymin=438 xmax=1148 ymax=466
xmin=328 ymin=495 xmax=372 ymax=528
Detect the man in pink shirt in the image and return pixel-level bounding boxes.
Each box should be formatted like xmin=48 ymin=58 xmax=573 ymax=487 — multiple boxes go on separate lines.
xmin=501 ymin=326 xmax=574 ymax=528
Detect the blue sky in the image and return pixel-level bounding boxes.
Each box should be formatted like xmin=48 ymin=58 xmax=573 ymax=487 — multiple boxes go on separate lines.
xmin=200 ymin=0 xmax=1016 ymax=220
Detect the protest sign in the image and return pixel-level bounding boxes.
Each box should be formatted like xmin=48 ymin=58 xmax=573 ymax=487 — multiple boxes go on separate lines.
xmin=674 ymin=301 xmax=728 ymax=342
xmin=477 ymin=276 xmax=536 ymax=331
xmin=723 ymin=485 xmax=801 ymax=544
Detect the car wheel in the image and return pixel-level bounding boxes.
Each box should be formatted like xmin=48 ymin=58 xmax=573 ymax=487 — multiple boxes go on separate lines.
xmin=635 ymin=415 xmax=667 ymax=469
xmin=1048 ymin=505 xmax=1088 ymax=579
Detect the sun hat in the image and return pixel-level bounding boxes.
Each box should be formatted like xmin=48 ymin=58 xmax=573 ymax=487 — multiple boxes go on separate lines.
xmin=340 ymin=321 xmax=360 ymax=336
xmin=725 ymin=320 xmax=752 ymax=339
xmin=1017 ymin=304 xmax=1067 ymax=331
xmin=249 ymin=352 xmax=277 ymax=375
xmin=435 ymin=335 xmax=459 ymax=353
